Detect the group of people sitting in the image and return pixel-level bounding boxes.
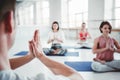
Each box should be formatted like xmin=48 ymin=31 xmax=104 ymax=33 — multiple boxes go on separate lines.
xmin=45 ymin=21 xmax=92 ymax=55
xmin=0 ymin=0 xmax=120 ymax=80
xmin=45 ymin=20 xmax=120 ymax=73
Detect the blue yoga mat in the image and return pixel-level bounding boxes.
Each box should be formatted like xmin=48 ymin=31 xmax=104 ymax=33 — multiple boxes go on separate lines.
xmin=14 ymin=51 xmax=79 ymax=56
xmin=14 ymin=51 xmax=28 ymax=56
xmin=75 ymin=46 xmax=92 ymax=49
xmin=62 ymin=46 xmax=92 ymax=49
xmin=65 ymin=52 xmax=79 ymax=56
xmin=64 ymin=61 xmax=92 ymax=71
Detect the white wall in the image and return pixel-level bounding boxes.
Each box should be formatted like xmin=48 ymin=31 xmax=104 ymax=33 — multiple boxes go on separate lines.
xmin=88 ymin=0 xmax=104 ymax=41
xmin=88 ymin=0 xmax=104 ymax=28
xmin=49 ymin=0 xmax=61 ymax=24
xmin=104 ymin=0 xmax=115 ymax=27
xmin=88 ymin=0 xmax=120 ymax=43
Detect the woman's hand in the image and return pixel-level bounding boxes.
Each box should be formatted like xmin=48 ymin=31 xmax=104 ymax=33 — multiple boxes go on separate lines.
xmin=31 ymin=30 xmax=45 ymax=58
xmin=109 ymin=47 xmax=114 ymax=52
xmin=107 ymin=39 xmax=114 ymax=52
xmin=105 ymin=40 xmax=110 ymax=50
xmin=27 ymin=41 xmax=35 ymax=59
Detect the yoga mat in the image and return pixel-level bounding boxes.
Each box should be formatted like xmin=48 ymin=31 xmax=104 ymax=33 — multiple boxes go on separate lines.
xmin=14 ymin=51 xmax=28 ymax=56
xmin=65 ymin=52 xmax=79 ymax=56
xmin=75 ymin=46 xmax=92 ymax=49
xmin=62 ymin=46 xmax=92 ymax=49
xmin=46 ymin=52 xmax=79 ymax=56
xmin=14 ymin=51 xmax=79 ymax=56
xmin=64 ymin=61 xmax=92 ymax=71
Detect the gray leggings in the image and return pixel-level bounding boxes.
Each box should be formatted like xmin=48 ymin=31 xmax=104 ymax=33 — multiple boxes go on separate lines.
xmin=91 ymin=60 xmax=120 ymax=72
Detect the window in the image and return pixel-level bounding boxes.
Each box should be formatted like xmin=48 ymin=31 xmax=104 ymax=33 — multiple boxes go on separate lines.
xmin=17 ymin=1 xmax=49 ymax=27
xmin=115 ymin=0 xmax=120 ymax=28
xmin=41 ymin=1 xmax=49 ymax=26
xmin=18 ymin=3 xmax=34 ymax=26
xmin=36 ymin=1 xmax=49 ymax=26
xmin=61 ymin=0 xmax=88 ymax=28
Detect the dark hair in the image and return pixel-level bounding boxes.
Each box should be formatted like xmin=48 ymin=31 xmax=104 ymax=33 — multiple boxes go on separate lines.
xmin=99 ymin=21 xmax=112 ymax=33
xmin=52 ymin=21 xmax=59 ymax=31
xmin=0 ymin=0 xmax=16 ymax=22
xmin=82 ymin=22 xmax=86 ymax=25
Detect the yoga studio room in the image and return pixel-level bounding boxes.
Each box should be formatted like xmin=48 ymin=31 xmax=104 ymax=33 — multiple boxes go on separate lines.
xmin=5 ymin=0 xmax=120 ymax=80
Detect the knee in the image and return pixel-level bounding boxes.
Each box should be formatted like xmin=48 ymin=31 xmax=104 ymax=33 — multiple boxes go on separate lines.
xmin=91 ymin=62 xmax=103 ymax=72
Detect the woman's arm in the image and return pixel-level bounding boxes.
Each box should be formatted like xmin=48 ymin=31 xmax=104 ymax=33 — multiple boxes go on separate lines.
xmin=47 ymin=32 xmax=54 ymax=44
xmin=31 ymin=30 xmax=84 ymax=80
xmin=114 ymin=39 xmax=120 ymax=53
xmin=92 ymin=38 xmax=108 ymax=54
xmin=10 ymin=41 xmax=35 ymax=69
xmin=47 ymin=39 xmax=54 ymax=44
xmin=37 ymin=54 xmax=76 ymax=76
xmin=55 ymin=38 xmax=63 ymax=43
xmin=9 ymin=53 xmax=34 ymax=69
xmin=31 ymin=41 xmax=83 ymax=80
xmin=87 ymin=32 xmax=91 ymax=39
xmin=9 ymin=30 xmax=39 ymax=70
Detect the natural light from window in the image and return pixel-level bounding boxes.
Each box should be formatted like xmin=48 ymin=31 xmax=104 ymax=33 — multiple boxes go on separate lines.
xmin=115 ymin=0 xmax=120 ymax=28
xmin=61 ymin=0 xmax=88 ymax=28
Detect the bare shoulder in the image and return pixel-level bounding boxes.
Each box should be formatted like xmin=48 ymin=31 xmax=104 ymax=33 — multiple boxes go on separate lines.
xmin=112 ymin=38 xmax=119 ymax=44
xmin=94 ymin=37 xmax=99 ymax=43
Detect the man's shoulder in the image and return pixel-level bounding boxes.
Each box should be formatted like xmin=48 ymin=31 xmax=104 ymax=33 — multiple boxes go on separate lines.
xmin=0 ymin=70 xmax=30 ymax=80
xmin=0 ymin=70 xmax=70 ymax=80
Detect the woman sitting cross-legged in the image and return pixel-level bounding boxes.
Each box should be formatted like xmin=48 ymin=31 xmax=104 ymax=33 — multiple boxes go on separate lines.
xmin=91 ymin=21 xmax=120 ymax=72
xmin=45 ymin=21 xmax=67 ymax=56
